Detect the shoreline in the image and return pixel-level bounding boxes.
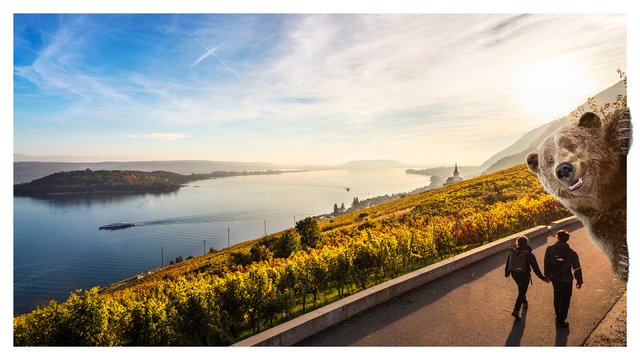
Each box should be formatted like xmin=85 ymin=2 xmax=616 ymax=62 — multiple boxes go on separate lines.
xmin=13 ymin=169 xmax=307 ymax=197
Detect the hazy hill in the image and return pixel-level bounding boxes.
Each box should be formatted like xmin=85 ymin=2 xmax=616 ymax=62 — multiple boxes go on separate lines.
xmin=480 ymin=79 xmax=626 ymax=174
xmin=482 ymin=116 xmax=568 ymax=174
xmin=479 ymin=120 xmax=557 ymax=170
xmin=13 ymin=160 xmax=280 ymax=184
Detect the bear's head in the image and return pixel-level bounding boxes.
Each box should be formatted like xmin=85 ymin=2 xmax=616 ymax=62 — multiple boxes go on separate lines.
xmin=526 ymin=111 xmax=625 ymax=211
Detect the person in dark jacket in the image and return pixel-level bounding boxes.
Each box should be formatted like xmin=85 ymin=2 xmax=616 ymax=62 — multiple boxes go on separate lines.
xmin=505 ymin=236 xmax=547 ymax=320
xmin=544 ymin=230 xmax=583 ymax=328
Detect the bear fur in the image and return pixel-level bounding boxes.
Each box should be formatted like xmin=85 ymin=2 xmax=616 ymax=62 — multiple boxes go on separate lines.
xmin=526 ymin=107 xmax=631 ymax=282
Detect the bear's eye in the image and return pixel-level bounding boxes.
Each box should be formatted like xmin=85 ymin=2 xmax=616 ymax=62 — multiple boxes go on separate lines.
xmin=568 ymin=144 xmax=577 ymax=152
xmin=546 ymin=159 xmax=554 ymax=167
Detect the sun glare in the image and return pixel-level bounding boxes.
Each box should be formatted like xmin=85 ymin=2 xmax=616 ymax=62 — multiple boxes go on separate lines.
xmin=515 ymin=58 xmax=593 ymax=123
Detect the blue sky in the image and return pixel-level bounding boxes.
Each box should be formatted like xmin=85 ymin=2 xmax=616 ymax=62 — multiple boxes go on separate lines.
xmin=13 ymin=13 xmax=627 ymax=165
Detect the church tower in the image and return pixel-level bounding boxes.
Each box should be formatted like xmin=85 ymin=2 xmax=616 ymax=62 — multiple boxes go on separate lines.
xmin=443 ymin=163 xmax=463 ymax=186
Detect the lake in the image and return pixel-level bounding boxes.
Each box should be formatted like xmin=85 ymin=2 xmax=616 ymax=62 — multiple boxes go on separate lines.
xmin=13 ymin=168 xmax=429 ymax=315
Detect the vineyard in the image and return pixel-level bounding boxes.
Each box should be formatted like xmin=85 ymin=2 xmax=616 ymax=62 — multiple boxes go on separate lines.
xmin=13 ymin=164 xmax=572 ymax=346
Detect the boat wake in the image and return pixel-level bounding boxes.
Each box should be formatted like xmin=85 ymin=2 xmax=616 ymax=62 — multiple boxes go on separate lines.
xmin=135 ymin=209 xmax=290 ymax=227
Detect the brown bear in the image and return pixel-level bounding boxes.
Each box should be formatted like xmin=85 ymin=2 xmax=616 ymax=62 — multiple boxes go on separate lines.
xmin=526 ymin=107 xmax=631 ymax=282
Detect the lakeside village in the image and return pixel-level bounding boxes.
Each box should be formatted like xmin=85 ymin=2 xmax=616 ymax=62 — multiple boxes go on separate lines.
xmin=326 ymin=164 xmax=464 ymax=218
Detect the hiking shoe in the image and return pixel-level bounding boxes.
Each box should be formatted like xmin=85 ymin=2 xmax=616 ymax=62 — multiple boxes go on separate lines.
xmin=556 ymin=321 xmax=569 ymax=328
xmin=511 ymin=310 xmax=521 ymax=320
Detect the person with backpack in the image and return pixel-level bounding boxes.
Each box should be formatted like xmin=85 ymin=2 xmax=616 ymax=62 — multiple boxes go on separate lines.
xmin=505 ymin=235 xmax=547 ymax=320
xmin=544 ymin=230 xmax=583 ymax=328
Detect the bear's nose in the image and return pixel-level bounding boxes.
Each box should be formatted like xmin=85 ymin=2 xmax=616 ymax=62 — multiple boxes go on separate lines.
xmin=556 ymin=162 xmax=574 ymax=181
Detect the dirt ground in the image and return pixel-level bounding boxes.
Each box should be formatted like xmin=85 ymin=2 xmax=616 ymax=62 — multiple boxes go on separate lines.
xmin=584 ymin=291 xmax=627 ymax=346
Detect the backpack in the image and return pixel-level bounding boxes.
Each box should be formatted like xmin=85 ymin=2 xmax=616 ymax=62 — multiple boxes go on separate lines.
xmin=508 ymin=247 xmax=530 ymax=273
xmin=550 ymin=246 xmax=572 ymax=274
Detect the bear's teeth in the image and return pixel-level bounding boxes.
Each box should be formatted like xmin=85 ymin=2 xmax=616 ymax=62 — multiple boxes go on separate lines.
xmin=569 ymin=177 xmax=584 ymax=191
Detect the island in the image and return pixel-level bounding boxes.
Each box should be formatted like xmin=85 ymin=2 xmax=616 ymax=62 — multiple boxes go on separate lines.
xmin=13 ymin=168 xmax=288 ymax=196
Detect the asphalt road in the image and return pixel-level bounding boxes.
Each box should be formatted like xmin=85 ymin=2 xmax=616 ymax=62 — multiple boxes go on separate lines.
xmin=297 ymin=222 xmax=626 ymax=346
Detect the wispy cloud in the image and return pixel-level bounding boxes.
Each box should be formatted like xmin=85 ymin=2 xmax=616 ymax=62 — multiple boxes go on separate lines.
xmin=13 ymin=14 xmax=626 ymax=164
xmin=127 ymin=133 xmax=189 ymax=141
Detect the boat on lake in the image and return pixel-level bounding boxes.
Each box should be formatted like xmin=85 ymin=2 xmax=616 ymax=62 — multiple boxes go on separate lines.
xmin=99 ymin=222 xmax=137 ymax=230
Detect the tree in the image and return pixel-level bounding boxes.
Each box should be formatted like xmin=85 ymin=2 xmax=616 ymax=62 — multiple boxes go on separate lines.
xmin=274 ymin=229 xmax=301 ymax=258
xmin=230 ymin=251 xmax=253 ymax=266
xmin=250 ymin=244 xmax=273 ymax=263
xmin=296 ymin=217 xmax=322 ymax=249
xmin=340 ymin=203 xmax=346 ymax=212
xmin=333 ymin=203 xmax=339 ymax=215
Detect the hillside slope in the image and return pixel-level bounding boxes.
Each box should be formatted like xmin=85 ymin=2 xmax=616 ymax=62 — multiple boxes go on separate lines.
xmin=14 ymin=164 xmax=572 ymax=346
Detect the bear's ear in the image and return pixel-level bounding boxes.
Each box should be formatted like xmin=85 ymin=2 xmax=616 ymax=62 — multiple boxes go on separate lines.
xmin=526 ymin=153 xmax=539 ymax=173
xmin=578 ymin=112 xmax=602 ymax=128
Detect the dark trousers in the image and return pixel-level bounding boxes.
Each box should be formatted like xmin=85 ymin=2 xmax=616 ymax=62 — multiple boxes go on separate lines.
xmin=511 ymin=272 xmax=530 ymax=311
xmin=552 ymin=280 xmax=573 ymax=322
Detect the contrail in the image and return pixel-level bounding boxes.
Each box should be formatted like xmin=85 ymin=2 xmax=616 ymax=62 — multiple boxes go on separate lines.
xmin=192 ymin=39 xmax=251 ymax=88
xmin=191 ymin=39 xmax=225 ymax=67
xmin=216 ymin=56 xmax=251 ymax=87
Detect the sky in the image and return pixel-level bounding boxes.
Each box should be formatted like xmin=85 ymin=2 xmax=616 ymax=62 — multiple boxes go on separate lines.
xmin=3 ymin=1 xmax=640 ymax=358
xmin=12 ymin=13 xmax=627 ymax=166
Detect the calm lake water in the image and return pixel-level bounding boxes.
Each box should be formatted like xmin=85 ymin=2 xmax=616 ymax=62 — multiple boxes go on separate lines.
xmin=14 ymin=168 xmax=428 ymax=314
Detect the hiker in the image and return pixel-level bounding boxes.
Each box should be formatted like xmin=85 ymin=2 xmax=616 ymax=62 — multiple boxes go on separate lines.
xmin=544 ymin=230 xmax=583 ymax=328
xmin=505 ymin=235 xmax=547 ymax=320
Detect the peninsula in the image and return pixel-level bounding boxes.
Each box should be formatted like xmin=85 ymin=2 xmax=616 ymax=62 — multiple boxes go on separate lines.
xmin=13 ymin=168 xmax=286 ymax=196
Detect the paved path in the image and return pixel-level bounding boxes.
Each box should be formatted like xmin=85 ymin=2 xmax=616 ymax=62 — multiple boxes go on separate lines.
xmin=298 ymin=222 xmax=626 ymax=346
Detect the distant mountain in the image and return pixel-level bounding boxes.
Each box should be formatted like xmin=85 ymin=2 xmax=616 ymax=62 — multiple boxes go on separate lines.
xmin=482 ymin=116 xmax=569 ymax=174
xmin=480 ymin=80 xmax=626 ymax=174
xmin=479 ymin=120 xmax=557 ymax=170
xmin=339 ymin=159 xmax=409 ymax=169
xmin=13 ymin=154 xmax=142 ymax=162
xmin=13 ymin=160 xmax=281 ymax=184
